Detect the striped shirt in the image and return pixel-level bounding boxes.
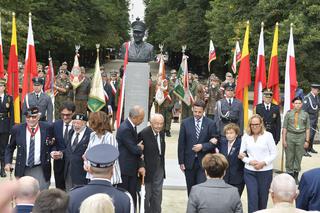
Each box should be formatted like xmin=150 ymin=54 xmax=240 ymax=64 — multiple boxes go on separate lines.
xmin=85 ymin=131 xmax=122 ymax=185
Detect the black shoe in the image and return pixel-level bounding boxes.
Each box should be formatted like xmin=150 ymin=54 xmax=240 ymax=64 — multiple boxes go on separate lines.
xmin=166 ymin=131 xmax=171 ymax=137
xmin=0 ymin=170 xmax=6 ymax=178
xmin=310 ymin=148 xmax=318 ymax=154
xmin=304 ymin=152 xmax=312 ymax=157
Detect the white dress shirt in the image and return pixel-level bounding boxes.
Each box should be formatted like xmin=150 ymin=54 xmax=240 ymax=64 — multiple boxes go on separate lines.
xmin=264 ymin=103 xmax=271 ymax=110
xmin=71 ymin=127 xmax=86 ymax=146
xmin=152 ymin=129 xmax=161 ymax=155
xmin=26 ymin=125 xmax=41 ymax=166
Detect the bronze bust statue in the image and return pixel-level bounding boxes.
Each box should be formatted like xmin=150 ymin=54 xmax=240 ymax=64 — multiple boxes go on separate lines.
xmin=120 ymin=18 xmax=154 ymax=62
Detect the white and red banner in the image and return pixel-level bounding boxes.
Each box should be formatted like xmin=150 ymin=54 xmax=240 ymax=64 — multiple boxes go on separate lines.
xmin=0 ymin=15 xmax=4 ymax=78
xmin=231 ymin=41 xmax=241 ymax=73
xmin=208 ymin=40 xmax=216 ymax=71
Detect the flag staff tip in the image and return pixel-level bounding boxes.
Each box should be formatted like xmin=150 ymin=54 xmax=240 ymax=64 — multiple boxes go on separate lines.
xmin=261 ymin=22 xmax=264 ymax=27
xmin=290 ymin=23 xmax=294 ymax=27
xmin=12 ymin=12 xmax=15 ymax=16
xmin=246 ymin=20 xmax=249 ymax=25
xmin=29 ymin=12 xmax=32 ymax=17
xmin=276 ymin=22 xmax=279 ymax=26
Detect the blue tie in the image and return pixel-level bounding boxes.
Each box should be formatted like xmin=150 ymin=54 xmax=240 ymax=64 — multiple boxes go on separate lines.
xmin=195 ymin=119 xmax=201 ymax=139
xmin=28 ymin=128 xmax=35 ymax=166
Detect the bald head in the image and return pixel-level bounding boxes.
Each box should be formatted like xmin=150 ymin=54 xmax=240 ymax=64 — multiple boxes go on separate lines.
xmin=16 ymin=176 xmax=40 ymax=203
xmin=150 ymin=113 xmax=164 ymax=133
xmin=270 ymin=174 xmax=298 ymax=203
xmin=129 ymin=105 xmax=145 ymax=126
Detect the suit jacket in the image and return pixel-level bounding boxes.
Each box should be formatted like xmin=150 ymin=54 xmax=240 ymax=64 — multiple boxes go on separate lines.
xmin=296 ymin=168 xmax=320 ymax=211
xmin=0 ymin=93 xmax=14 ymax=133
xmin=178 ymin=116 xmax=218 ymax=170
xmin=215 ymin=98 xmax=244 ymax=136
xmin=219 ymin=137 xmax=244 ymax=185
xmin=22 ymin=92 xmax=53 ymax=122
xmin=187 ymin=179 xmax=243 ymax=213
xmin=303 ymin=92 xmax=320 ymax=125
xmin=63 ymin=127 xmax=92 ymax=185
xmin=138 ymin=126 xmax=166 ymax=182
xmin=255 ymin=103 xmax=281 ymax=142
xmin=53 ymin=119 xmax=69 ymax=151
xmin=5 ymin=122 xmax=54 ymax=181
xmin=117 ymin=119 xmax=143 ymax=176
xmin=15 ymin=204 xmax=34 ymax=213
xmin=68 ymin=179 xmax=131 ymax=213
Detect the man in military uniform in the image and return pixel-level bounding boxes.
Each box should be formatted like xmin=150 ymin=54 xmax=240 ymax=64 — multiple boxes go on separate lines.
xmin=22 ymin=77 xmax=53 ymax=122
xmin=205 ymin=74 xmax=223 ymax=121
xmin=0 ymin=79 xmax=14 ymax=177
xmin=68 ymin=144 xmax=131 ymax=213
xmin=181 ymin=73 xmax=194 ymax=121
xmin=170 ymin=69 xmax=180 ymax=123
xmin=110 ymin=70 xmax=120 ymax=128
xmin=68 ymin=67 xmax=91 ymax=115
xmin=214 ymin=82 xmax=244 ymax=136
xmin=255 ymin=89 xmax=281 ymax=144
xmin=54 ymin=68 xmax=72 ymax=120
xmin=282 ymin=96 xmax=310 ymax=183
xmin=303 ymin=83 xmax=320 ymax=156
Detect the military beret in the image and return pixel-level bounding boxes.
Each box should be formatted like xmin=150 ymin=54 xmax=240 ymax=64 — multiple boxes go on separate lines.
xmin=24 ymin=106 xmax=40 ymax=116
xmin=32 ymin=77 xmax=44 ymax=86
xmin=85 ymin=144 xmax=119 ymax=168
xmin=0 ymin=78 xmax=6 ymax=86
xmin=292 ymin=96 xmax=303 ymax=103
xmin=72 ymin=113 xmax=88 ymax=121
xmin=62 ymin=61 xmax=68 ymax=65
xmin=263 ymin=88 xmax=273 ymax=97
xmin=223 ymin=82 xmax=236 ymax=91
xmin=311 ymin=83 xmax=320 ymax=89
xmin=132 ymin=17 xmax=146 ymax=32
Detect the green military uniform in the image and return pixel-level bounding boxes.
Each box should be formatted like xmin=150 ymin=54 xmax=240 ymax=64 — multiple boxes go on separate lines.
xmin=54 ymin=74 xmax=71 ymax=120
xmin=283 ymin=109 xmax=310 ymax=174
xmin=68 ymin=76 xmax=91 ymax=115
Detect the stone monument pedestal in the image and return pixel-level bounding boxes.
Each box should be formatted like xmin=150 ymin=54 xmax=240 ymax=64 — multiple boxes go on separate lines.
xmin=124 ymin=62 xmax=150 ymax=132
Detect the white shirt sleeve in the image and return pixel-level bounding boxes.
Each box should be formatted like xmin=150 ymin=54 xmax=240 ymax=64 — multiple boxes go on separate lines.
xmin=262 ymin=132 xmax=278 ymax=165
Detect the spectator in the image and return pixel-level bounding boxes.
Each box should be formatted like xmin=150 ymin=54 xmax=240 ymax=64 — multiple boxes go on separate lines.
xmin=15 ymin=176 xmax=40 ymax=213
xmin=80 ymin=193 xmax=115 ymax=213
xmin=255 ymin=173 xmax=307 ymax=212
xmin=187 ymin=153 xmax=242 ymax=213
xmin=32 ymin=188 xmax=69 ymax=213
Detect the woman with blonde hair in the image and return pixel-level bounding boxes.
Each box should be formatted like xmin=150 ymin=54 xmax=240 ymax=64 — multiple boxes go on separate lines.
xmin=238 ymin=114 xmax=277 ymax=213
xmin=84 ymin=111 xmax=122 ymax=185
xmin=80 ymin=193 xmax=115 ymax=213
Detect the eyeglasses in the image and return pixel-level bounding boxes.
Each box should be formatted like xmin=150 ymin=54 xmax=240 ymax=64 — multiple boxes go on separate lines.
xmin=250 ymin=123 xmax=261 ymax=127
xmin=26 ymin=115 xmax=38 ymax=119
xmin=61 ymin=113 xmax=73 ymax=117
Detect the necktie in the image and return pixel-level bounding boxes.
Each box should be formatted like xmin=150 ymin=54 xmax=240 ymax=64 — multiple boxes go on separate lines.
xmin=28 ymin=128 xmax=35 ymax=166
xmin=36 ymin=94 xmax=39 ymax=100
xmin=134 ymin=126 xmax=137 ymax=133
xmin=72 ymin=133 xmax=80 ymax=151
xmin=155 ymin=133 xmax=161 ymax=154
xmin=294 ymin=111 xmax=299 ymax=129
xmin=228 ymin=99 xmax=232 ymax=106
xmin=266 ymin=105 xmax=270 ymax=111
xmin=195 ymin=119 xmax=201 ymax=139
xmin=0 ymin=96 xmax=2 ymax=103
xmin=63 ymin=124 xmax=69 ymax=143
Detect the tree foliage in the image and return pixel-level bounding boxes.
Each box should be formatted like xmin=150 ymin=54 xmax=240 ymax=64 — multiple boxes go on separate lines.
xmin=0 ymin=0 xmax=130 ymax=67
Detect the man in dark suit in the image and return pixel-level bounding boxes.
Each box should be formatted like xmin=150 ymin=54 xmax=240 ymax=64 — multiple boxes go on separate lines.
xmin=117 ymin=105 xmax=145 ymax=207
xmin=296 ymin=168 xmax=320 ymax=211
xmin=255 ymin=89 xmax=281 ymax=144
xmin=178 ymin=100 xmax=219 ymax=195
xmin=52 ymin=113 xmax=92 ymax=191
xmin=68 ymin=144 xmax=131 ymax=213
xmin=0 ymin=78 xmax=14 ymax=177
xmin=138 ymin=113 xmax=166 ymax=213
xmin=15 ymin=176 xmax=40 ymax=213
xmin=51 ymin=101 xmax=76 ymax=190
xmin=5 ymin=107 xmax=54 ymax=190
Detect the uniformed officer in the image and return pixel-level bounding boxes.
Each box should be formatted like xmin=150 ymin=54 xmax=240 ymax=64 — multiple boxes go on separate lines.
xmin=54 ymin=69 xmax=72 ymax=120
xmin=22 ymin=77 xmax=53 ymax=122
xmin=68 ymin=144 xmax=132 ymax=213
xmin=205 ymin=74 xmax=223 ymax=121
xmin=255 ymin=89 xmax=281 ymax=144
xmin=170 ymin=69 xmax=181 ymax=123
xmin=303 ymin=83 xmax=320 ymax=156
xmin=282 ymin=96 xmax=310 ymax=183
xmin=181 ymin=73 xmax=194 ymax=121
xmin=214 ymin=82 xmax=244 ymax=136
xmin=0 ymin=78 xmax=14 ymax=177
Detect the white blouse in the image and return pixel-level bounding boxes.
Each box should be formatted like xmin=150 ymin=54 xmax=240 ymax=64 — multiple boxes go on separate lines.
xmin=85 ymin=131 xmax=122 ymax=185
xmin=240 ymin=131 xmax=278 ymax=171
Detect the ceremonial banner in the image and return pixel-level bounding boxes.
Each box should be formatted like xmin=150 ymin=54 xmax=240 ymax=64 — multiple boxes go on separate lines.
xmin=70 ymin=46 xmax=84 ymax=89
xmin=283 ymin=24 xmax=297 ymax=114
xmin=0 ymin=15 xmax=4 ymax=78
xmin=88 ymin=45 xmax=106 ymax=112
xmin=267 ymin=23 xmax=280 ymax=105
xmin=155 ymin=54 xmax=170 ymax=105
xmin=235 ymin=21 xmax=251 ymax=129
xmin=208 ymin=40 xmax=216 ymax=71
xmin=231 ymin=41 xmax=241 ymax=73
xmin=45 ymin=54 xmax=55 ymax=118
xmin=7 ymin=13 xmax=20 ymax=123
xmin=21 ymin=13 xmax=38 ymax=106
xmin=253 ymin=23 xmax=266 ymax=107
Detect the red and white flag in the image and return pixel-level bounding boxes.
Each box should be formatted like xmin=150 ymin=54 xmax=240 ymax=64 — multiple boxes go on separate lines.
xmin=0 ymin=15 xmax=4 ymax=78
xmin=208 ymin=40 xmax=216 ymax=71
xmin=283 ymin=24 xmax=297 ymax=114
xmin=155 ymin=54 xmax=171 ymax=105
xmin=21 ymin=13 xmax=38 ymax=105
xmin=253 ymin=23 xmax=266 ymax=107
xmin=231 ymin=41 xmax=241 ymax=73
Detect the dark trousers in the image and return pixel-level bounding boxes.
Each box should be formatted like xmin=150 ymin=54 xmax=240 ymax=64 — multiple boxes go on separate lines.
xmin=145 ymin=159 xmax=164 ymax=213
xmin=54 ymin=159 xmax=66 ymax=190
xmin=185 ymin=158 xmax=206 ymax=195
xmin=309 ymin=123 xmax=317 ymax=151
xmin=119 ymin=174 xmax=138 ymax=208
xmin=244 ymin=169 xmax=272 ymax=213
xmin=0 ymin=133 xmax=9 ymax=161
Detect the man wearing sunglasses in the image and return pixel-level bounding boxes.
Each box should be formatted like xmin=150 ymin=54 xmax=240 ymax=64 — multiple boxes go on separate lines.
xmin=5 ymin=106 xmax=54 ymax=190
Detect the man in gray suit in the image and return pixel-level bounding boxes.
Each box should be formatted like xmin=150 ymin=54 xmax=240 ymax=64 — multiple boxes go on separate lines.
xmin=187 ymin=153 xmax=243 ymax=213
xmin=215 ymin=82 xmax=244 ymax=136
xmin=22 ymin=77 xmax=53 ymax=122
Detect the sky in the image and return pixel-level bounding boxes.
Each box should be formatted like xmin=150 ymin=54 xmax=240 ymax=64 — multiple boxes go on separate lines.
xmin=129 ymin=0 xmax=145 ymax=22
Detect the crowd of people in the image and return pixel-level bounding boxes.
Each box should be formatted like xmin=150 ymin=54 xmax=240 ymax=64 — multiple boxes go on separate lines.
xmin=0 ymin=58 xmax=320 ymax=213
